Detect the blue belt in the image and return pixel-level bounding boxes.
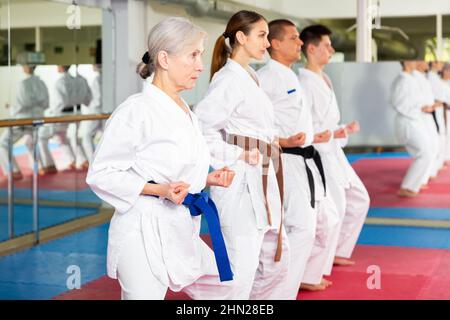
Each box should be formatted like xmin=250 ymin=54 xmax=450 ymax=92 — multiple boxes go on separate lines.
xmin=147 ymin=181 xmax=233 ymax=282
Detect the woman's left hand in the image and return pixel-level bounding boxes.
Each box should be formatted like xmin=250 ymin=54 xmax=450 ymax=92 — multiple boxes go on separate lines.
xmin=345 ymin=121 xmax=360 ymax=134
xmin=206 ymin=167 xmax=235 ymax=188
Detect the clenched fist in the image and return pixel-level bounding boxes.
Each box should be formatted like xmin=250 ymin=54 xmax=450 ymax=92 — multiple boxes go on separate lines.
xmin=207 ymin=167 xmax=235 ymax=188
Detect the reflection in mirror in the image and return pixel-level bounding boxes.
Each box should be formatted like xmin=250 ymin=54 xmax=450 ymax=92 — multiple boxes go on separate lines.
xmin=0 ymin=0 xmax=103 ymax=242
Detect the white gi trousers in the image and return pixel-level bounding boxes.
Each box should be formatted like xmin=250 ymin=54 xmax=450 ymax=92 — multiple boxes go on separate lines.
xmin=396 ymin=116 xmax=434 ymax=192
xmin=117 ymin=231 xmax=233 ymax=300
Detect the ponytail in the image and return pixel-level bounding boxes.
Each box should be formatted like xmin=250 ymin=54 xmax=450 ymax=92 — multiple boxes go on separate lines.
xmin=210 ymin=35 xmax=230 ymax=80
xmin=210 ymin=10 xmax=266 ymax=81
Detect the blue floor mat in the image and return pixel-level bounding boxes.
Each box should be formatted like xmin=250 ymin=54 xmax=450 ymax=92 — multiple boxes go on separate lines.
xmin=368 ymin=207 xmax=450 ymax=220
xmin=346 ymin=152 xmax=409 ymax=164
xmin=0 ymin=204 xmax=99 ymax=241
xmin=357 ymin=224 xmax=450 ymax=249
xmin=0 ymin=188 xmax=102 ymax=204
xmin=2 ymin=220 xmax=450 ymax=299
xmin=0 ymin=223 xmax=108 ymax=300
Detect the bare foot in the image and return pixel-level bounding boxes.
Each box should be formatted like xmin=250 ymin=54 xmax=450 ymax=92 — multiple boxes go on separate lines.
xmin=66 ymin=162 xmax=76 ymax=171
xmin=39 ymin=165 xmax=58 ymax=176
xmin=300 ymin=283 xmax=326 ymax=291
xmin=321 ymin=278 xmax=333 ymax=287
xmin=45 ymin=165 xmax=58 ymax=174
xmin=12 ymin=171 xmax=23 ymax=180
xmin=334 ymin=256 xmax=356 ymax=266
xmin=77 ymin=161 xmax=89 ymax=170
xmin=398 ymin=188 xmax=418 ymax=197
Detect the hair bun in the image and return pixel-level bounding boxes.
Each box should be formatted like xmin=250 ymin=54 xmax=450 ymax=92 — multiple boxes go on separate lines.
xmin=142 ymin=51 xmax=150 ymax=64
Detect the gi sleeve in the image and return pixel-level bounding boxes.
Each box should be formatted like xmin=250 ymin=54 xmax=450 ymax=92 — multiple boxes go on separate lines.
xmin=258 ymin=69 xmax=283 ymax=139
xmin=390 ymin=76 xmax=420 ymax=120
xmin=50 ymin=79 xmax=68 ymax=115
xmin=12 ymin=81 xmax=30 ymax=117
xmin=39 ymin=80 xmax=50 ymax=111
xmin=82 ymin=79 xmax=93 ymax=106
xmin=86 ymin=105 xmax=147 ymax=214
xmin=89 ymin=76 xmax=102 ymax=112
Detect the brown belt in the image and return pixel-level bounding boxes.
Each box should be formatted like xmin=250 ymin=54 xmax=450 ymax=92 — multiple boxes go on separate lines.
xmin=227 ymin=134 xmax=284 ymax=262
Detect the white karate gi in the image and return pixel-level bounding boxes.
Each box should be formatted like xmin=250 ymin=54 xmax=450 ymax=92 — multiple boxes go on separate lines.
xmin=427 ymin=71 xmax=447 ymax=170
xmin=67 ymin=74 xmax=93 ymax=166
xmin=390 ymin=71 xmax=434 ymax=193
xmin=412 ymin=70 xmax=440 ymax=179
xmin=298 ymin=68 xmax=370 ymax=274
xmin=87 ymin=82 xmax=232 ymax=300
xmin=42 ymin=72 xmax=78 ymax=166
xmin=194 ymin=59 xmax=290 ymax=300
xmin=0 ymin=74 xmax=54 ymax=174
xmin=443 ymin=80 xmax=450 ymax=161
xmin=78 ymin=71 xmax=102 ymax=162
xmin=258 ymin=59 xmax=340 ymax=297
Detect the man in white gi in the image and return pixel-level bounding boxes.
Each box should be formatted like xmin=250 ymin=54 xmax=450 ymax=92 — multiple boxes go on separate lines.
xmin=427 ymin=61 xmax=447 ymax=172
xmin=0 ymin=63 xmax=56 ymax=179
xmin=412 ymin=61 xmax=441 ymax=182
xmin=390 ymin=61 xmax=435 ymax=196
xmin=67 ymin=66 xmax=93 ymax=169
xmin=441 ymin=63 xmax=450 ymax=162
xmin=258 ymin=19 xmax=340 ymax=295
xmin=78 ymin=64 xmax=102 ymax=165
xmin=298 ymin=25 xmax=370 ymax=273
xmin=42 ymin=65 xmax=78 ymax=170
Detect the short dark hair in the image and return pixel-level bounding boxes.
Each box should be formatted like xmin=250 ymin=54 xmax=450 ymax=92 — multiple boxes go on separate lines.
xmin=299 ymin=24 xmax=332 ymax=58
xmin=267 ymin=19 xmax=296 ymax=55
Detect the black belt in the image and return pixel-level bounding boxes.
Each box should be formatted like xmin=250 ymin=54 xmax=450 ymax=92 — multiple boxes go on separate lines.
xmin=62 ymin=105 xmax=81 ymax=113
xmin=281 ymin=145 xmax=326 ymax=209
xmin=431 ymin=110 xmax=440 ymax=134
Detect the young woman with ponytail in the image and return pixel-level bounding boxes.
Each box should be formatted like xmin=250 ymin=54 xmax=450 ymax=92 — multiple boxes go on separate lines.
xmin=194 ymin=10 xmax=290 ymax=300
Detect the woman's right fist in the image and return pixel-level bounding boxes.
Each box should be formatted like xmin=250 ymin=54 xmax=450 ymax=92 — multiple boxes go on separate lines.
xmin=162 ymin=182 xmax=190 ymax=205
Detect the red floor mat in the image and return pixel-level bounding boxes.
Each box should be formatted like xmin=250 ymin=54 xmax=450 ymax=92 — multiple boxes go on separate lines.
xmin=0 ymin=152 xmax=89 ymax=191
xmin=53 ymin=245 xmax=450 ymax=300
xmin=300 ymin=245 xmax=450 ymax=300
xmin=353 ymin=158 xmax=450 ymax=208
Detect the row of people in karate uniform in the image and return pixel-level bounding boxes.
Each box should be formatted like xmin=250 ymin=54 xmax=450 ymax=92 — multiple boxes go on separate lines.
xmin=391 ymin=61 xmax=450 ymax=197
xmin=87 ymin=13 xmax=370 ymax=300
xmin=0 ymin=64 xmax=102 ymax=179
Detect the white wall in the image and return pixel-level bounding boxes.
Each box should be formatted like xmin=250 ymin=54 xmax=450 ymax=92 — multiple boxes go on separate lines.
xmin=325 ymin=61 xmax=402 ymax=146
xmin=0 ymin=1 xmax=101 ymax=29
xmin=233 ymin=0 xmax=450 ymax=19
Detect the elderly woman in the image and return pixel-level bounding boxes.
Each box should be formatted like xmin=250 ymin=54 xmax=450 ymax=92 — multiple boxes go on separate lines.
xmin=87 ymin=17 xmax=235 ymax=300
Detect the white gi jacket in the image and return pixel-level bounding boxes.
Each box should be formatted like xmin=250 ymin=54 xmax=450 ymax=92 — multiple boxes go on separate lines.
xmin=82 ymin=72 xmax=101 ymax=115
xmin=194 ymin=58 xmax=281 ymax=231
xmin=86 ymin=82 xmax=217 ymax=291
xmin=297 ymin=68 xmax=351 ymax=188
xmin=258 ymin=59 xmax=326 ymax=226
xmin=74 ymin=74 xmax=93 ymax=109
xmin=47 ymin=72 xmax=77 ymax=117
xmin=412 ymin=70 xmax=436 ymax=128
xmin=427 ymin=71 xmax=448 ymax=134
xmin=390 ymin=71 xmax=428 ymax=140
xmin=11 ymin=74 xmax=49 ymax=118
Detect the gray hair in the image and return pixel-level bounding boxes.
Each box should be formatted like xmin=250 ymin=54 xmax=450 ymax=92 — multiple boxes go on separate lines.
xmin=137 ymin=17 xmax=207 ymax=79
